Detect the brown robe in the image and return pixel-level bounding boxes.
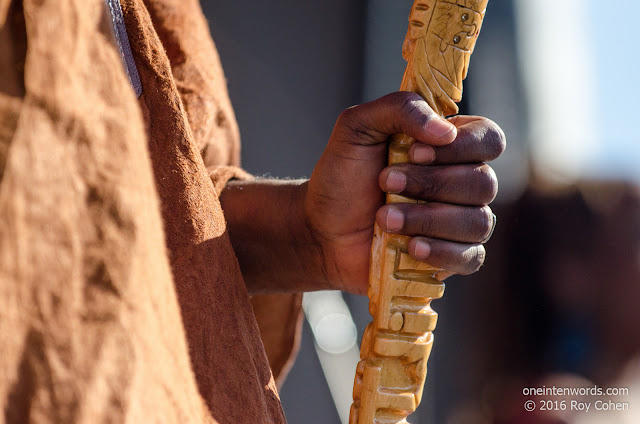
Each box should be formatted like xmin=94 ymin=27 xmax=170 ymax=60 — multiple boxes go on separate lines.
xmin=0 ymin=0 xmax=302 ymax=422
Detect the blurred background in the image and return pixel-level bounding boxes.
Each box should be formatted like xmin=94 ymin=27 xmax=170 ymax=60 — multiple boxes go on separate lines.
xmin=201 ymin=1 xmax=639 ymax=423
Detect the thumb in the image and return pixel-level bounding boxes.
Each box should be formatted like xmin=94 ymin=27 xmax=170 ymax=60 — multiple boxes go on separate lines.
xmin=332 ymin=92 xmax=457 ymax=147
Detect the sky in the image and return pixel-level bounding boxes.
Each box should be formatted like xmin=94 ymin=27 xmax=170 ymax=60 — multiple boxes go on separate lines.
xmin=588 ymin=0 xmax=640 ymax=181
xmin=516 ymin=0 xmax=640 ymax=184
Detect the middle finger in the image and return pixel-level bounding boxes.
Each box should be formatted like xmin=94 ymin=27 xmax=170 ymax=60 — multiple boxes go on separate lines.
xmin=379 ymin=163 xmax=498 ymax=205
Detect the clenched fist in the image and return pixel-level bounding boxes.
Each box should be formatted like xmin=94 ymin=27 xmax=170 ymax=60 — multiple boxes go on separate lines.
xmin=305 ymin=92 xmax=505 ymax=293
xmin=221 ymin=92 xmax=505 ymax=295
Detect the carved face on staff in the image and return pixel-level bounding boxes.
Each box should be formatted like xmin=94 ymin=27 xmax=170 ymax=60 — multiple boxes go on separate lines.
xmin=402 ymin=0 xmax=489 ymax=116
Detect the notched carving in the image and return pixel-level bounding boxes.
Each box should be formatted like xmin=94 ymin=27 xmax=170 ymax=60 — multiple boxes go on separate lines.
xmin=351 ymin=1 xmax=487 ymax=423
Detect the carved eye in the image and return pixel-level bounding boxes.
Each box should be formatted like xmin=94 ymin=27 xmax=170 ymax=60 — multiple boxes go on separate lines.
xmin=453 ymin=35 xmax=461 ymax=44
xmin=461 ymin=13 xmax=469 ymax=22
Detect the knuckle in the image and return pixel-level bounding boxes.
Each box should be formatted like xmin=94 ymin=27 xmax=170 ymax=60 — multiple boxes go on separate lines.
xmin=465 ymin=206 xmax=493 ymax=242
xmin=398 ymin=92 xmax=425 ymax=109
xmin=418 ymin=172 xmax=442 ymax=200
xmin=400 ymin=93 xmax=431 ymax=126
xmin=336 ymin=105 xmax=378 ymax=144
xmin=479 ymin=206 xmax=494 ymax=240
xmin=463 ymin=245 xmax=486 ymax=274
xmin=474 ymin=164 xmax=498 ymax=203
xmin=336 ymin=106 xmax=360 ymax=135
xmin=482 ymin=120 xmax=507 ymax=160
xmin=338 ymin=105 xmax=358 ymax=125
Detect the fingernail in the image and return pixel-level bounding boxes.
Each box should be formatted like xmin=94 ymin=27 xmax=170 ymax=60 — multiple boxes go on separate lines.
xmin=386 ymin=170 xmax=406 ymax=193
xmin=386 ymin=208 xmax=404 ymax=232
xmin=412 ymin=144 xmax=435 ymax=164
xmin=414 ymin=240 xmax=431 ymax=259
xmin=426 ymin=118 xmax=456 ymax=143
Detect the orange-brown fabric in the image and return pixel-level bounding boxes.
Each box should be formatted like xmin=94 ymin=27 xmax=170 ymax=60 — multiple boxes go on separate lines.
xmin=137 ymin=0 xmax=302 ymax=386
xmin=250 ymin=294 xmax=304 ymax=388
xmin=0 ymin=1 xmax=212 ymax=422
xmin=139 ymin=0 xmax=240 ymax=166
xmin=0 ymin=0 xmax=300 ymax=422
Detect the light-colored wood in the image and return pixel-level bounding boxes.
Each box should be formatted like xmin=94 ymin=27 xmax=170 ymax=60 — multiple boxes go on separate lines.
xmin=350 ymin=1 xmax=488 ymax=423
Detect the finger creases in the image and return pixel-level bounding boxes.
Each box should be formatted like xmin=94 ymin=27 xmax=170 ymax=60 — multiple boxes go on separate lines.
xmin=377 ymin=203 xmax=494 ymax=243
xmin=408 ymin=237 xmax=486 ymax=275
xmin=412 ymin=115 xmax=506 ymax=165
xmin=381 ymin=163 xmax=498 ymax=205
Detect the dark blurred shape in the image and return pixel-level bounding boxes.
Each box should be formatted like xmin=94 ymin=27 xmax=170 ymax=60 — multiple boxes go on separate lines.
xmin=448 ymin=181 xmax=640 ymax=424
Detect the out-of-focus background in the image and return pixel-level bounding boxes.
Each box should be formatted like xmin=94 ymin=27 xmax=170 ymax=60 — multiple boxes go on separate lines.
xmin=201 ymin=1 xmax=640 ymax=423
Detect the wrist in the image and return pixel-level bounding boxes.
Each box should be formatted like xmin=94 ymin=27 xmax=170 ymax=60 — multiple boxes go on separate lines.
xmin=220 ymin=179 xmax=330 ymax=293
xmin=282 ymin=180 xmax=332 ymax=290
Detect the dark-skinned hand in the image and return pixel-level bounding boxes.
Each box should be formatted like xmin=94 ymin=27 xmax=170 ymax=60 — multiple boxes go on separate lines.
xmin=305 ymin=91 xmax=505 ymax=294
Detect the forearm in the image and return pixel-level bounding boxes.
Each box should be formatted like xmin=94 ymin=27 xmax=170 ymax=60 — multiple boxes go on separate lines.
xmin=219 ymin=179 xmax=330 ymax=294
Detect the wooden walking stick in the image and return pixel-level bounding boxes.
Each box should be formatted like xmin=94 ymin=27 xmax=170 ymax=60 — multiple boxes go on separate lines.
xmin=349 ymin=1 xmax=489 ymax=423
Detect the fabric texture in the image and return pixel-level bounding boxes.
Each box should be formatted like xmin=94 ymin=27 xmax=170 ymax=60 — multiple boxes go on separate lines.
xmin=0 ymin=0 xmax=301 ymax=422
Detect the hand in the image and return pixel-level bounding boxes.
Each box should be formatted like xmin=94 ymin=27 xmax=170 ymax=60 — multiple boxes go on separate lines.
xmin=305 ymin=92 xmax=505 ymax=294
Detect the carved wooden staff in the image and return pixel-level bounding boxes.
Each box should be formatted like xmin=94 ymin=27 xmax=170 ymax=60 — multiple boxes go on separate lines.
xmin=349 ymin=1 xmax=489 ymax=423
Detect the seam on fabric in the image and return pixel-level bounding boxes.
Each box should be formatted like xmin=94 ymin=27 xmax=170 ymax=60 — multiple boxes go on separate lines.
xmin=104 ymin=0 xmax=143 ymax=97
